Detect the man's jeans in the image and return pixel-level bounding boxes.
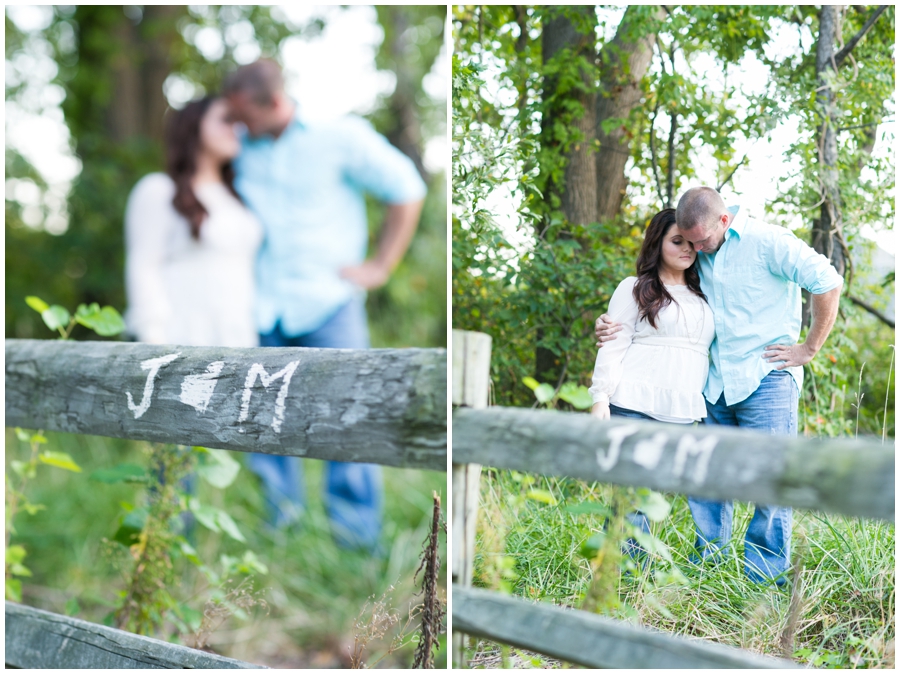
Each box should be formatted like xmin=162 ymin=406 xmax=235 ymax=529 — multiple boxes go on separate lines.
xmin=689 ymin=371 xmax=798 ymax=584
xmin=250 ymin=296 xmax=383 ymax=551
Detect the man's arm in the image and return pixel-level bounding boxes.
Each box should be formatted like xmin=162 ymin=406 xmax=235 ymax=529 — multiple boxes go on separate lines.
xmin=763 ymin=283 xmax=842 ymax=369
xmin=340 ymin=199 xmax=425 ymax=290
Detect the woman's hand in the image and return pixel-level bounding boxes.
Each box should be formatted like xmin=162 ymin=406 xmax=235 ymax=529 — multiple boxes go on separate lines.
xmin=594 ymin=314 xmax=623 ymax=348
xmin=590 ymin=402 xmax=610 ymax=420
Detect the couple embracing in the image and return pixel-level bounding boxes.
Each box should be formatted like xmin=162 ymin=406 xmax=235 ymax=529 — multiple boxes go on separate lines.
xmin=589 ymin=186 xmax=843 ymax=585
xmin=124 ymin=59 xmax=426 ymax=550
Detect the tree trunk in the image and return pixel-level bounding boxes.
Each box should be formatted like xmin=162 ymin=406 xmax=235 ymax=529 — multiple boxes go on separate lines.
xmin=536 ymin=6 xmax=597 ymax=386
xmin=805 ymin=5 xmax=846 ymax=329
xmin=594 ymin=6 xmax=665 ymax=223
xmin=541 ymin=5 xmax=599 ymax=228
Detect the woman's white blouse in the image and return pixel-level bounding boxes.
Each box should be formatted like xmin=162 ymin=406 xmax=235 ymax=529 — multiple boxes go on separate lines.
xmin=124 ymin=173 xmax=263 ymax=348
xmin=589 ymin=276 xmax=715 ymax=423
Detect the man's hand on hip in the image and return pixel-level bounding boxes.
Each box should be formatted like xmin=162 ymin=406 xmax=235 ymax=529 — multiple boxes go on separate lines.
xmin=763 ymin=342 xmax=816 ymax=369
xmin=340 ymin=260 xmax=390 ymax=290
xmin=594 ymin=314 xmax=623 ymax=348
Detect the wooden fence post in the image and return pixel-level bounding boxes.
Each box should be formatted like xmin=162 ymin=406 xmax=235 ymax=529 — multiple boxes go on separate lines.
xmin=451 ymin=330 xmax=491 ymax=668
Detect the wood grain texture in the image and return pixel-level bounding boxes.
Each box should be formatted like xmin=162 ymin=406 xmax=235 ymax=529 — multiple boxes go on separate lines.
xmin=5 ymin=601 xmax=263 ymax=669
xmin=453 ymin=407 xmax=894 ymax=521
xmin=453 ymin=586 xmax=798 ymax=669
xmin=6 ymin=339 xmax=446 ymax=471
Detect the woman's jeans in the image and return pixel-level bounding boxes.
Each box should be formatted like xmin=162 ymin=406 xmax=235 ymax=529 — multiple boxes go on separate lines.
xmin=689 ymin=371 xmax=798 ymax=585
xmin=250 ymin=297 xmax=383 ymax=551
xmin=608 ymin=404 xmax=664 ymax=559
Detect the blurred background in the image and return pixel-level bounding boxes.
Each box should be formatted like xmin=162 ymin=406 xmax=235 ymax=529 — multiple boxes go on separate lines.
xmin=6 ymin=5 xmax=447 ymax=668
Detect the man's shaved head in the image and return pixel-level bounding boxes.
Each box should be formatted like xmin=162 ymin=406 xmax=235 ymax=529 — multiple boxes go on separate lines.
xmin=676 ymin=186 xmax=727 ymax=233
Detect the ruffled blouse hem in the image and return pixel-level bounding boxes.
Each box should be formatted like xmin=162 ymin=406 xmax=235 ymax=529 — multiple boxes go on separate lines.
xmin=610 ymin=379 xmax=707 ymax=421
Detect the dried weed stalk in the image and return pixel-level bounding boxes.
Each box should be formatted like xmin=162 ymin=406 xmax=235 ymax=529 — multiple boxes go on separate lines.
xmin=412 ymin=491 xmax=446 ymax=668
xmin=349 ymin=584 xmax=416 ymax=668
xmin=186 ymin=577 xmax=269 ymax=651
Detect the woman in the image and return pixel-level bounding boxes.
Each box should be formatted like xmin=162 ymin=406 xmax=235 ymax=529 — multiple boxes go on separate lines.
xmin=124 ymin=96 xmax=262 ymax=347
xmin=589 ymin=208 xmax=714 ymax=423
xmin=588 ymin=208 xmax=715 ymax=557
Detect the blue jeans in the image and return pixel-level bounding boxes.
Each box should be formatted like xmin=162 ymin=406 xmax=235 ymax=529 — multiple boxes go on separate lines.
xmin=688 ymin=371 xmax=798 ymax=585
xmin=609 ymin=405 xmax=657 ymax=559
xmin=250 ymin=297 xmax=383 ymax=551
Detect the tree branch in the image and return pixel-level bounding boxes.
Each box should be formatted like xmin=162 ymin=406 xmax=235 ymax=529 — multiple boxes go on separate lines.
xmin=834 ymin=5 xmax=889 ymax=68
xmin=648 ymin=99 xmax=666 ymax=207
xmin=847 ymin=295 xmax=895 ymax=328
xmin=716 ymin=156 xmax=747 ymax=192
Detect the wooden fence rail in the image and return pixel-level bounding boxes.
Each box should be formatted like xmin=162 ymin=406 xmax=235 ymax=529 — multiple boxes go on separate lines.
xmin=453 ymin=586 xmax=798 ymax=669
xmin=5 ymin=602 xmax=262 ymax=669
xmin=6 ymin=338 xmax=447 ymax=668
xmin=453 ymin=406 xmax=894 ymax=521
xmin=450 ymin=329 xmax=895 ymax=669
xmin=6 ymin=339 xmax=447 ymax=471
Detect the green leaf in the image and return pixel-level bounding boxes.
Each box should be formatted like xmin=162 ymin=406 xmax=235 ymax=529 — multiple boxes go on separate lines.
xmin=522 ymin=376 xmax=540 ymax=391
xmin=237 ymin=550 xmax=268 ymax=575
xmin=21 ymin=502 xmax=46 ymax=516
xmin=10 ymin=461 xmax=28 ymax=476
xmin=65 ymin=597 xmax=81 ymax=616
xmin=25 ymin=296 xmax=49 ymax=314
xmin=534 ymin=383 xmax=556 ymax=404
xmin=41 ymin=305 xmax=71 ymax=331
xmin=526 ymin=489 xmax=557 ymax=505
xmin=196 ymin=448 xmax=241 ymax=489
xmin=633 ymin=490 xmax=671 ymax=522
xmin=631 ymin=531 xmax=673 ymax=562
xmin=90 ymin=463 xmax=147 ymax=484
xmin=95 ymin=306 xmax=126 ymax=336
xmin=6 ymin=545 xmax=27 ymax=566
xmin=189 ymin=498 xmax=221 ymax=533
xmin=565 ymin=501 xmax=613 ymax=517
xmin=579 ymin=532 xmax=605 ymax=559
xmin=215 ymin=510 xmax=246 ymax=543
xmin=6 ymin=578 xmax=22 ymax=602
xmin=75 ymin=305 xmax=125 ymax=336
xmin=30 ymin=434 xmax=48 ymax=444
xmin=39 ymin=451 xmax=82 ymax=473
xmin=113 ymin=508 xmax=148 ymax=546
xmin=558 ymin=382 xmax=595 ymax=410
xmin=14 ymin=428 xmax=31 ymax=442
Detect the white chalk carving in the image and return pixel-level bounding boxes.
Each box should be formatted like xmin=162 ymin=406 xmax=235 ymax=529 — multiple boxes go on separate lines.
xmin=239 ymin=361 xmax=300 ymax=433
xmin=597 ymin=424 xmax=639 ymax=471
xmin=126 ymin=353 xmax=181 ymax=419
xmin=180 ymin=361 xmax=225 ymax=413
xmin=672 ymin=435 xmax=719 ymax=484
xmin=633 ymin=432 xmax=669 ymax=470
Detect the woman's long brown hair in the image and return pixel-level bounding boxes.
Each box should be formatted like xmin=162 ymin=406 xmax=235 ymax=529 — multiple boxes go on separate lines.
xmin=164 ymin=97 xmax=241 ymax=240
xmin=632 ymin=208 xmax=707 ymax=329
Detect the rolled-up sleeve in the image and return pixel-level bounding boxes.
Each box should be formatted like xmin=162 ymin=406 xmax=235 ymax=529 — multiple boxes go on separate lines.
xmin=767 ymin=228 xmax=844 ymax=295
xmin=589 ymin=277 xmax=640 ymax=405
xmin=341 ymin=116 xmax=427 ymax=204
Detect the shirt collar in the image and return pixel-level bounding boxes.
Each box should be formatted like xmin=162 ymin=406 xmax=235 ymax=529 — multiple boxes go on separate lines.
xmin=725 ymin=204 xmax=748 ymax=240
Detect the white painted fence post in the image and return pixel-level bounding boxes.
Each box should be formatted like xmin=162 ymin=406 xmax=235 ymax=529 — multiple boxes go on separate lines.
xmin=451 ymin=329 xmax=491 ymax=668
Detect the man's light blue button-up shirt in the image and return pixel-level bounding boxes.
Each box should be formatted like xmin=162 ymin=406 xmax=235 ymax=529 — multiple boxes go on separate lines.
xmin=233 ymin=111 xmax=427 ymax=337
xmin=698 ymin=205 xmax=843 ymax=406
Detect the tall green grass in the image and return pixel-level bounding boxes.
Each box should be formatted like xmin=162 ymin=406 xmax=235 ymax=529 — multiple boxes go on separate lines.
xmin=6 ymin=429 xmax=446 ymax=668
xmin=471 ymin=471 xmax=894 ymax=669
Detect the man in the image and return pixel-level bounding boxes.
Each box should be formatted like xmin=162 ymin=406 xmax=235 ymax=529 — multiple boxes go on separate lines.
xmin=224 ymin=59 xmax=426 ymax=550
xmin=596 ymin=186 xmax=842 ymax=584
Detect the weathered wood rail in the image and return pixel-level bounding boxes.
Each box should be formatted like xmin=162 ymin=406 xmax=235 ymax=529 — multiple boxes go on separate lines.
xmin=450 ymin=329 xmax=894 ymax=669
xmin=6 ymin=603 xmax=262 ymax=669
xmin=6 ymin=338 xmax=447 ymax=668
xmin=6 ymin=339 xmax=446 ymax=470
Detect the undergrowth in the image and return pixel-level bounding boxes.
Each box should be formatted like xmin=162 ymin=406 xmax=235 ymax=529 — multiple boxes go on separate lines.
xmin=471 ymin=471 xmax=894 ymax=669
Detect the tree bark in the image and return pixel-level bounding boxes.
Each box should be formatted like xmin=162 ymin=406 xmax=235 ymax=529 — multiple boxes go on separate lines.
xmin=594 ymin=6 xmax=665 ymax=223
xmin=541 ymin=5 xmax=599 ymax=228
